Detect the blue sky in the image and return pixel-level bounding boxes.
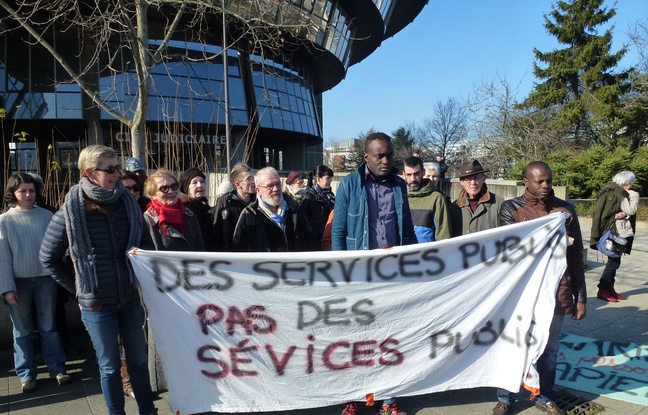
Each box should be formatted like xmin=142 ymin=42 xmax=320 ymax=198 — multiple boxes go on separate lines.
xmin=322 ymin=1 xmax=646 ymax=144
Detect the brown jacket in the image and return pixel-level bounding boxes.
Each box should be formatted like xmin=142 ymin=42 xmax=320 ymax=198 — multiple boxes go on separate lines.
xmin=499 ymin=189 xmax=587 ymax=315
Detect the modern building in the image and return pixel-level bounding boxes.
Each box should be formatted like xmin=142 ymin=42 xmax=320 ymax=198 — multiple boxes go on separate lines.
xmin=0 ymin=0 xmax=428 ymax=188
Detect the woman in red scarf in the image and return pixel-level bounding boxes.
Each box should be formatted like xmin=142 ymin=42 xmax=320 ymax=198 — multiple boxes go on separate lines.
xmin=143 ymin=169 xmax=204 ymax=252
xmin=142 ymin=169 xmax=204 ymax=393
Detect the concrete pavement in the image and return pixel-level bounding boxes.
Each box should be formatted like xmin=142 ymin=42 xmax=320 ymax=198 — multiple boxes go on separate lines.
xmin=1 ymin=220 xmax=647 ymax=415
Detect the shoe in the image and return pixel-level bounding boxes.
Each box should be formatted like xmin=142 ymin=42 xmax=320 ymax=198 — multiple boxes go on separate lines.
xmin=121 ymin=360 xmax=135 ymax=398
xmin=597 ymin=288 xmax=618 ymax=302
xmin=341 ymin=402 xmax=359 ymax=415
xmin=492 ymin=401 xmax=510 ymax=415
xmin=21 ymin=379 xmax=37 ymax=393
xmin=535 ymin=400 xmax=565 ymax=415
xmin=56 ymin=373 xmax=72 ymax=385
xmin=610 ymin=283 xmax=627 ymax=300
xmin=380 ymin=401 xmax=407 ymax=415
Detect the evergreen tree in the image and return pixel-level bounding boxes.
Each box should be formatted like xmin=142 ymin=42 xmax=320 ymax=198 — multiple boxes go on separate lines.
xmin=523 ymin=0 xmax=629 ymax=144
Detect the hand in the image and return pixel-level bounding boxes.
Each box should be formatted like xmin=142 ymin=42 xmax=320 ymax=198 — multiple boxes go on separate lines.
xmin=3 ymin=291 xmax=19 ymax=306
xmin=572 ymin=302 xmax=586 ymax=320
xmin=614 ymin=212 xmax=626 ymax=219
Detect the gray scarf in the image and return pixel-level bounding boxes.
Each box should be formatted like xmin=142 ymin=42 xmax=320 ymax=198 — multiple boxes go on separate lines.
xmin=63 ymin=177 xmax=143 ymax=294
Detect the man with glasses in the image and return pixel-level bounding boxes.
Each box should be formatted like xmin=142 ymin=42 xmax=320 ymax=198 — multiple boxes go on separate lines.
xmin=232 ymin=166 xmax=307 ymax=252
xmin=210 ymin=163 xmax=256 ymax=251
xmin=449 ymin=160 xmax=504 ymax=236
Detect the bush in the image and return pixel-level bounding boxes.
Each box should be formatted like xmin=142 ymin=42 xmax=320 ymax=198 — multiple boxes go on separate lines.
xmin=506 ymin=146 xmax=646 ymax=198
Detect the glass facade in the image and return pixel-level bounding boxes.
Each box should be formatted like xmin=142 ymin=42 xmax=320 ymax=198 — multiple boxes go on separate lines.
xmin=0 ymin=0 xmax=427 ymax=174
xmin=250 ymin=55 xmax=320 ymax=136
xmin=229 ymin=0 xmax=353 ymax=69
xmin=100 ymin=42 xmax=248 ymax=126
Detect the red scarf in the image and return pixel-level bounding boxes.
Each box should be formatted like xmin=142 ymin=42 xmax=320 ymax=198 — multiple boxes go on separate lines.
xmin=148 ymin=198 xmax=186 ymax=237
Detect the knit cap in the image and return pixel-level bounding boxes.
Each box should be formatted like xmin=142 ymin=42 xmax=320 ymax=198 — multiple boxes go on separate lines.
xmin=285 ymin=171 xmax=303 ymax=186
xmin=179 ymin=167 xmax=206 ymax=194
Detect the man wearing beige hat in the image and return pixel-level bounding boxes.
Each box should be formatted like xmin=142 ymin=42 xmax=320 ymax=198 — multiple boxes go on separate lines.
xmin=449 ymin=160 xmax=504 ymax=236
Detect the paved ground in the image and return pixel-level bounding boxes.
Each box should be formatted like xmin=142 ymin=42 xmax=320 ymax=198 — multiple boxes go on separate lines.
xmin=1 ymin=218 xmax=647 ymax=415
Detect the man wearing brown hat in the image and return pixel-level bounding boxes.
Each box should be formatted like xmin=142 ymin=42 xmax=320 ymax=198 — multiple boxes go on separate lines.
xmin=449 ymin=160 xmax=504 ymax=236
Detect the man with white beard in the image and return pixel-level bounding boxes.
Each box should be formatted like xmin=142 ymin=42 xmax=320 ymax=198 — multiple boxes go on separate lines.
xmin=232 ymin=166 xmax=308 ymax=252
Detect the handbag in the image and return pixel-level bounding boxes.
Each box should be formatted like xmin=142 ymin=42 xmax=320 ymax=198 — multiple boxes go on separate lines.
xmin=596 ymin=229 xmax=627 ymax=258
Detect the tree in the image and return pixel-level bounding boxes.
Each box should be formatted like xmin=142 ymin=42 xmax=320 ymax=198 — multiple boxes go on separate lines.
xmin=0 ymin=0 xmax=310 ymax=168
xmin=523 ymin=0 xmax=630 ymax=145
xmin=621 ymin=17 xmax=648 ymax=150
xmin=415 ymin=97 xmax=468 ymax=166
xmin=391 ymin=125 xmax=415 ymax=171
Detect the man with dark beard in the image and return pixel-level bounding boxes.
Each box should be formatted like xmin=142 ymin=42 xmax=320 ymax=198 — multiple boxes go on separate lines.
xmin=403 ymin=156 xmax=452 ymax=242
xmin=232 ymin=167 xmax=307 ymax=252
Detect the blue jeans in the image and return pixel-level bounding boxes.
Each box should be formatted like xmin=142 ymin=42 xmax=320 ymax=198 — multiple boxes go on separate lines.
xmin=497 ymin=314 xmax=565 ymax=405
xmin=8 ymin=276 xmax=67 ymax=382
xmin=599 ymin=256 xmax=621 ymax=290
xmin=81 ymin=299 xmax=155 ymax=415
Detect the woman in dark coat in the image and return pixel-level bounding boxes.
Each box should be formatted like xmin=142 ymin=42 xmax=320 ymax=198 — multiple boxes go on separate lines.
xmin=179 ymin=167 xmax=215 ymax=250
xmin=590 ymin=170 xmax=638 ymax=302
xmin=300 ymin=165 xmax=335 ymax=250
xmin=40 ymin=145 xmax=156 ymax=415
xmin=143 ymin=169 xmax=204 ymax=392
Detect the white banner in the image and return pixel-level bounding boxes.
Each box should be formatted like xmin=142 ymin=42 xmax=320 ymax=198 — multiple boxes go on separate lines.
xmin=128 ymin=213 xmax=568 ymax=414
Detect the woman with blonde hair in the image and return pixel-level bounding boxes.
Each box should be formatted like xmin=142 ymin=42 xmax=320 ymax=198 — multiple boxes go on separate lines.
xmin=40 ymin=145 xmax=156 ymax=415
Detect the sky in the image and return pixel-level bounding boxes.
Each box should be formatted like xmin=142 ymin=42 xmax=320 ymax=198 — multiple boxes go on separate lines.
xmin=322 ymin=0 xmax=647 ymax=145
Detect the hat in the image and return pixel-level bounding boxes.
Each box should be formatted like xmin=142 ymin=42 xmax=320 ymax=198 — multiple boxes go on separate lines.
xmin=124 ymin=157 xmax=145 ymax=172
xmin=179 ymin=167 xmax=206 ymax=194
xmin=285 ymin=171 xmax=303 ymax=186
xmin=458 ymin=160 xmax=489 ymax=179
xmin=217 ymin=180 xmax=233 ymax=197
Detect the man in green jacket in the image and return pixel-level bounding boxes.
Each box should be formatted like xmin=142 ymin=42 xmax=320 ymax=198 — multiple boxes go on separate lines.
xmin=403 ymin=156 xmax=452 ymax=242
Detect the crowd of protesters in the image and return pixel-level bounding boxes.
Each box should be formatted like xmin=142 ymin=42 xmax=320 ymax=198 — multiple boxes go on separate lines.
xmin=0 ymin=135 xmax=637 ymax=415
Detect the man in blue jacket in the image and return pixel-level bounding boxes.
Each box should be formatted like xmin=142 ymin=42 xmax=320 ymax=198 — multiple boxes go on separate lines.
xmin=331 ymin=132 xmax=416 ymax=415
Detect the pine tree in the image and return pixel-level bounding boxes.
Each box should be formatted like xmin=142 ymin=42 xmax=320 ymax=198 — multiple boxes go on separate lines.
xmin=524 ymin=0 xmax=629 ymax=144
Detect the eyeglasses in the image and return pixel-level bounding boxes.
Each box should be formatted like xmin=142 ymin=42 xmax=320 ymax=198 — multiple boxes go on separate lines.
xmin=125 ymin=184 xmax=141 ymax=192
xmin=158 ymin=182 xmax=179 ymax=193
xmin=95 ymin=165 xmax=121 ymax=174
xmin=257 ymin=182 xmax=282 ymax=190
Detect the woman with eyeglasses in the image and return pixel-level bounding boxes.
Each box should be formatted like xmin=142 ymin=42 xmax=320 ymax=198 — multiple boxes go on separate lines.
xmin=143 ymin=169 xmax=204 ymax=253
xmin=120 ymin=170 xmax=149 ymax=213
xmin=142 ymin=169 xmax=204 ymax=393
xmin=40 ymin=145 xmax=157 ymax=415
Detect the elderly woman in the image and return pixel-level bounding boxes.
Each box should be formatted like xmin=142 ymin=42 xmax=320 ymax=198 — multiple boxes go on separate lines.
xmin=283 ymin=171 xmax=306 ymax=209
xmin=178 ymin=167 xmax=214 ymax=250
xmin=1 ymin=173 xmax=70 ymax=393
xmin=39 ymin=145 xmax=156 ymax=415
xmin=143 ymin=169 xmax=204 ymax=252
xmin=142 ymin=169 xmax=203 ymax=392
xmin=591 ymin=170 xmax=639 ymax=302
xmin=301 ymin=165 xmax=335 ymax=250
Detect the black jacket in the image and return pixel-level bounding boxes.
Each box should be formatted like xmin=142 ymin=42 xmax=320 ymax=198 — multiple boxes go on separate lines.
xmin=232 ymin=199 xmax=307 ymax=252
xmin=300 ymin=187 xmax=333 ymax=250
xmin=210 ymin=190 xmax=255 ymax=251
xmin=40 ymin=198 xmax=149 ymax=307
